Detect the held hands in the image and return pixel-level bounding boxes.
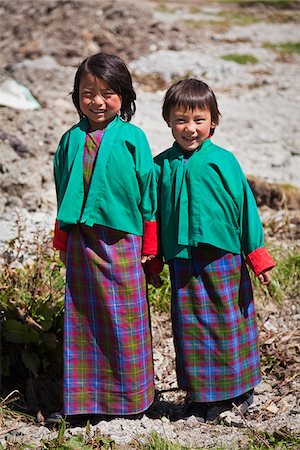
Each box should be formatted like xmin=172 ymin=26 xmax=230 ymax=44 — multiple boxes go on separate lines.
xmin=258 ymin=269 xmax=272 ymax=286
xmin=141 ymin=254 xmax=164 ymax=288
xmin=141 ymin=254 xmax=155 ymax=264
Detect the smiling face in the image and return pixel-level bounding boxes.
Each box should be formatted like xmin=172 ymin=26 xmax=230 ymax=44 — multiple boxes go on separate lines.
xmin=168 ymin=106 xmax=215 ymax=152
xmin=79 ymin=73 xmax=122 ymax=130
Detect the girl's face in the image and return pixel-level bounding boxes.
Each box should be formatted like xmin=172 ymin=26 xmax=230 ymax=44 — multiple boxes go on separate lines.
xmin=168 ymin=106 xmax=215 ymax=152
xmin=79 ymin=73 xmax=122 ymax=130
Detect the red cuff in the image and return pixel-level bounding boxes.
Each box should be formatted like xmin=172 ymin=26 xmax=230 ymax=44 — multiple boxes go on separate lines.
xmin=143 ymin=257 xmax=164 ymax=274
xmin=246 ymin=246 xmax=275 ymax=276
xmin=53 ymin=220 xmax=68 ymax=251
xmin=142 ymin=220 xmax=158 ymax=255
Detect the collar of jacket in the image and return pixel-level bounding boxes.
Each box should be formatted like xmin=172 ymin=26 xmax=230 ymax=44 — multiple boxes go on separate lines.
xmin=67 ymin=115 xmax=120 ymax=168
xmin=56 ymin=115 xmax=121 ymax=225
xmin=169 ymin=138 xmax=213 ymax=245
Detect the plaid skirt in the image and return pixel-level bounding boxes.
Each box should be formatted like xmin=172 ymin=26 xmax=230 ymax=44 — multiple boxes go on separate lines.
xmin=64 ymin=224 xmax=154 ymax=415
xmin=169 ymin=245 xmax=261 ymax=402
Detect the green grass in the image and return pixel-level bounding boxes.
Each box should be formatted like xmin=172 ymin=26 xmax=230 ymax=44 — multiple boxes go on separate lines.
xmin=218 ymin=9 xmax=260 ymax=26
xmin=247 ymin=428 xmax=300 ymax=449
xmin=263 ymin=41 xmax=300 ymax=55
xmin=148 ymin=265 xmax=171 ymax=313
xmin=215 ymin=0 xmax=298 ymax=8
xmin=239 ymin=0 xmax=299 ymax=8
xmin=221 ymin=53 xmax=259 ymax=64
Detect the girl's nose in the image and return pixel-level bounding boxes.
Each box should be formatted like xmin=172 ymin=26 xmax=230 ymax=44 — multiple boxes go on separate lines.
xmin=92 ymin=93 xmax=105 ymax=105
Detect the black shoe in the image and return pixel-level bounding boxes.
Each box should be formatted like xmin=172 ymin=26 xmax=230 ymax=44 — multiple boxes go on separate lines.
xmin=232 ymin=389 xmax=254 ymax=414
xmin=45 ymin=412 xmax=66 ymax=425
xmin=206 ymin=389 xmax=254 ymax=422
xmin=206 ymin=400 xmax=232 ymax=422
xmin=184 ymin=402 xmax=207 ymax=422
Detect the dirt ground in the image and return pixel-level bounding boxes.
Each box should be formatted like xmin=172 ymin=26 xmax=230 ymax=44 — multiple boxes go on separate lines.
xmin=0 ymin=1 xmax=300 ymax=448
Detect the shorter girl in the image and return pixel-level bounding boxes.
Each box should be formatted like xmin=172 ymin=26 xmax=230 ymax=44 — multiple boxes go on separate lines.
xmin=53 ymin=53 xmax=158 ymax=421
xmin=153 ymin=79 xmax=275 ymax=421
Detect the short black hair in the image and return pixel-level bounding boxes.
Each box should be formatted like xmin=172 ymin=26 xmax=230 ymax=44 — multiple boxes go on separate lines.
xmin=162 ymin=78 xmax=221 ymax=134
xmin=72 ymin=52 xmax=136 ymax=122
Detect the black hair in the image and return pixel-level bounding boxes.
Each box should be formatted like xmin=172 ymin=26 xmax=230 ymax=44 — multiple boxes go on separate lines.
xmin=72 ymin=52 xmax=136 ymax=122
xmin=162 ymin=78 xmax=221 ymax=135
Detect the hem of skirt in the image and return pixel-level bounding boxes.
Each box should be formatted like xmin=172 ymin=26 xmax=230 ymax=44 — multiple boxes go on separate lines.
xmin=64 ymin=390 xmax=155 ymax=416
xmin=182 ymin=377 xmax=261 ymax=403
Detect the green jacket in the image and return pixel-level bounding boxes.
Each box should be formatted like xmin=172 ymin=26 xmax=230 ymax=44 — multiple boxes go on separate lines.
xmin=154 ymin=139 xmax=264 ymax=261
xmin=54 ymin=115 xmax=157 ymax=236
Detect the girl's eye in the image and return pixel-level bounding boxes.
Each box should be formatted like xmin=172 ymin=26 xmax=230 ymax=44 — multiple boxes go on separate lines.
xmin=103 ymin=91 xmax=116 ymax=98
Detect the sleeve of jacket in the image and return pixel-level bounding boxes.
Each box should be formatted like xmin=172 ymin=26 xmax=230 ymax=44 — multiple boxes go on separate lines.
xmin=142 ymin=163 xmax=164 ymax=273
xmin=53 ymin=134 xmax=69 ymax=251
xmin=133 ymin=129 xmax=158 ymax=255
xmin=53 ymin=219 xmax=68 ymax=251
xmin=239 ymin=170 xmax=275 ymax=275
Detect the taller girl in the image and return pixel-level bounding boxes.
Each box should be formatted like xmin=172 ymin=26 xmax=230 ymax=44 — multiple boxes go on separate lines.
xmin=53 ymin=53 xmax=158 ymax=419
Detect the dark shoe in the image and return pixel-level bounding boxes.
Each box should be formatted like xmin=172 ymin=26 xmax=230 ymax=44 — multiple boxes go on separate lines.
xmin=184 ymin=401 xmax=207 ymax=422
xmin=46 ymin=412 xmax=104 ymax=427
xmin=146 ymin=401 xmax=169 ymax=419
xmin=45 ymin=411 xmax=66 ymax=425
xmin=206 ymin=389 xmax=254 ymax=421
xmin=206 ymin=400 xmax=232 ymax=422
xmin=233 ymin=389 xmax=254 ymax=414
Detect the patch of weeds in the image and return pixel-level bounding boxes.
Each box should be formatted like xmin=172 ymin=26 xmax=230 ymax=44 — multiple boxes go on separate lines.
xmin=242 ymin=0 xmax=300 ymax=9
xmin=41 ymin=420 xmax=115 ymax=449
xmin=148 ymin=265 xmax=171 ymax=314
xmin=248 ymin=427 xmax=300 ymax=449
xmin=190 ymin=7 xmax=201 ymax=14
xmin=263 ymin=41 xmax=300 ymax=55
xmin=221 ymin=53 xmax=259 ymax=64
xmin=154 ymin=3 xmax=173 ymax=14
xmin=218 ymin=9 xmax=259 ymax=26
xmin=170 ymin=71 xmax=194 ymax=84
xmin=183 ymin=18 xmax=230 ymax=33
xmin=137 ymin=432 xmax=196 ymax=449
xmin=132 ymin=72 xmax=168 ymax=92
xmin=0 ymin=222 xmax=65 ymax=413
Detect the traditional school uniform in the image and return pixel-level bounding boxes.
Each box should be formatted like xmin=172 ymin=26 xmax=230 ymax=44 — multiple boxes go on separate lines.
xmin=53 ymin=115 xmax=157 ymax=416
xmin=154 ymin=138 xmax=275 ymax=402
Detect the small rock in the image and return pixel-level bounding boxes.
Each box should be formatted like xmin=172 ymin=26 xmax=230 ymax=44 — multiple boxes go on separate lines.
xmin=265 ymin=402 xmax=279 ymax=414
xmin=219 ymin=410 xmax=246 ymax=428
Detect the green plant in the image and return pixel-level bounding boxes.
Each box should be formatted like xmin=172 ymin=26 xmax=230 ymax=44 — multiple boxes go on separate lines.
xmin=243 ymin=1 xmax=299 ymax=9
xmin=148 ymin=265 xmax=171 ymax=313
xmin=221 ymin=53 xmax=259 ymax=64
xmin=138 ymin=432 xmax=195 ymax=449
xmin=41 ymin=421 xmax=115 ymax=449
xmin=263 ymin=41 xmax=300 ymax=55
xmin=248 ymin=427 xmax=300 ymax=449
xmin=0 ymin=224 xmax=65 ymax=413
xmin=218 ymin=9 xmax=259 ymax=26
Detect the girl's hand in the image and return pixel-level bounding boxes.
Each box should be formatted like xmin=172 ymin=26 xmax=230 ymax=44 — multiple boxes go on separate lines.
xmin=141 ymin=254 xmax=155 ymax=264
xmin=147 ymin=274 xmax=163 ymax=288
xmin=258 ymin=270 xmax=272 ymax=286
xmin=60 ymin=250 xmax=67 ymax=266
